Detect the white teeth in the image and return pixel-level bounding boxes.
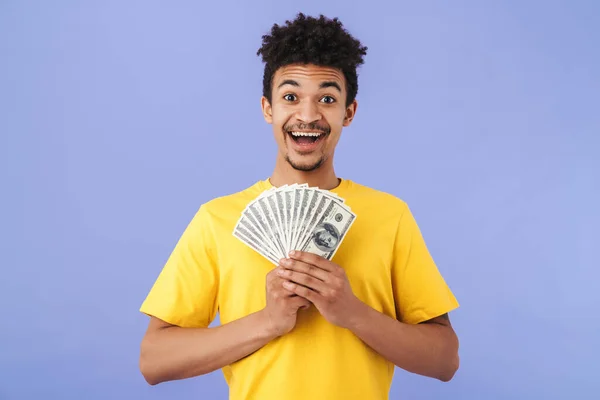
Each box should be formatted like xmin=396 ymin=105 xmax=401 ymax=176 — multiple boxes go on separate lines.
xmin=290 ymin=131 xmax=322 ymax=137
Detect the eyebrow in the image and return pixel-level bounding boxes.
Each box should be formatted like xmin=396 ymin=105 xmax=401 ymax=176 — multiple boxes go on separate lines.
xmin=319 ymin=81 xmax=342 ymax=93
xmin=277 ymin=79 xmax=342 ymax=93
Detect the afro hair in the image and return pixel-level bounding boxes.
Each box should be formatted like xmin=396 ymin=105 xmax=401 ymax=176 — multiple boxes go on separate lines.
xmin=257 ymin=13 xmax=368 ymax=107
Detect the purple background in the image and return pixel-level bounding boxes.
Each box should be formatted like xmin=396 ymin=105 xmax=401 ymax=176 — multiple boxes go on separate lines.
xmin=1 ymin=1 xmax=598 ymax=399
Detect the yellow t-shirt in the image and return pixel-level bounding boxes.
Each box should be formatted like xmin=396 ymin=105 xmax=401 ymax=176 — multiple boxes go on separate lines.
xmin=140 ymin=178 xmax=459 ymax=399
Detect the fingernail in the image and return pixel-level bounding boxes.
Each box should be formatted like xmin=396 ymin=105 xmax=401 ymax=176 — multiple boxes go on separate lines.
xmin=276 ymin=268 xmax=284 ymax=275
xmin=289 ymin=250 xmax=296 ymax=256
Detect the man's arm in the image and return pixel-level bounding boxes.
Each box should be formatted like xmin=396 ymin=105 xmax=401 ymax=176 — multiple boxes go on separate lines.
xmin=278 ymin=251 xmax=459 ymax=382
xmin=139 ymin=269 xmax=310 ymax=385
xmin=346 ymin=309 xmax=459 ymax=381
xmin=139 ymin=311 xmax=276 ymax=385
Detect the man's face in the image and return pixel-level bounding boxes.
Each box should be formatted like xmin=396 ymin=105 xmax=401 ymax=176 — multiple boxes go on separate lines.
xmin=261 ymin=64 xmax=357 ymax=172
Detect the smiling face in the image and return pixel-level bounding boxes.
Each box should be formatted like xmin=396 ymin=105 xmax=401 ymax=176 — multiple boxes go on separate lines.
xmin=261 ymin=64 xmax=357 ymax=172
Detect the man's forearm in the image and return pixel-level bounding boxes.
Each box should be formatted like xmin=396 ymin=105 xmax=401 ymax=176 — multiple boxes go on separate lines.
xmin=140 ymin=310 xmax=277 ymax=385
xmin=348 ymin=302 xmax=459 ymax=381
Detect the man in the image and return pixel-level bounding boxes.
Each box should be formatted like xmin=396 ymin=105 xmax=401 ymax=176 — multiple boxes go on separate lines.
xmin=139 ymin=13 xmax=460 ymax=400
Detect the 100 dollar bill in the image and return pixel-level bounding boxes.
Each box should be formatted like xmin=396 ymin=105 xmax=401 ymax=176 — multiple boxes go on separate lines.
xmin=298 ymin=199 xmax=356 ymax=260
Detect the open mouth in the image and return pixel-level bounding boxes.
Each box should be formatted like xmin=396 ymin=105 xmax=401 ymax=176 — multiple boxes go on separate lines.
xmin=286 ymin=131 xmax=326 ymax=146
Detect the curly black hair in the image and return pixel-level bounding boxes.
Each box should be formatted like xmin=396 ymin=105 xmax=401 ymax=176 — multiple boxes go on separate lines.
xmin=257 ymin=13 xmax=368 ymax=107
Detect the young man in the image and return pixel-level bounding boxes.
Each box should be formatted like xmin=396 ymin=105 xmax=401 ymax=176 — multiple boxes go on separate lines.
xmin=139 ymin=13 xmax=460 ymax=400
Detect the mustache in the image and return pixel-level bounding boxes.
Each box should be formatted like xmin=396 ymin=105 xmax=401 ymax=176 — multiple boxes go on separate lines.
xmin=284 ymin=122 xmax=330 ymax=135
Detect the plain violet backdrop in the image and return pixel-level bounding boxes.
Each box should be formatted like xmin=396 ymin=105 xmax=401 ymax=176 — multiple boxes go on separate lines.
xmin=1 ymin=1 xmax=598 ymax=399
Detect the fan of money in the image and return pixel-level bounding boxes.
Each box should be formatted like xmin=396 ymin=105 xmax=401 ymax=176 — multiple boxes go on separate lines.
xmin=233 ymin=184 xmax=356 ymax=265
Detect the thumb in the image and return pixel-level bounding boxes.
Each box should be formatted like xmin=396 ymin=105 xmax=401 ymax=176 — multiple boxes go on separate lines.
xmin=292 ymin=296 xmax=311 ymax=310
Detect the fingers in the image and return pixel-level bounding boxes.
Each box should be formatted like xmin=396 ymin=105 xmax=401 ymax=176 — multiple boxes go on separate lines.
xmin=267 ymin=269 xmax=297 ymax=297
xmin=287 ymin=251 xmax=339 ymax=273
xmin=277 ymin=267 xmax=328 ymax=294
xmin=278 ymin=258 xmax=329 ymax=281
xmin=266 ymin=268 xmax=311 ymax=310
xmin=282 ymin=280 xmax=319 ymax=303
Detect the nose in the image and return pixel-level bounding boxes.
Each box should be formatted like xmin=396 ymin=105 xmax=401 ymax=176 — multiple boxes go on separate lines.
xmin=296 ymin=99 xmax=322 ymax=124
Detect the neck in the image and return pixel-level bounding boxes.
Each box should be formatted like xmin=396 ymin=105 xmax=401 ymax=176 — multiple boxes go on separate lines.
xmin=269 ymin=155 xmax=340 ymax=190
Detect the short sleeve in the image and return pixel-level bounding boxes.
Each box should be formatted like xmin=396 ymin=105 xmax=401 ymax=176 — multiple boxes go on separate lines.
xmin=391 ymin=203 xmax=459 ymax=324
xmin=139 ymin=204 xmax=219 ymax=328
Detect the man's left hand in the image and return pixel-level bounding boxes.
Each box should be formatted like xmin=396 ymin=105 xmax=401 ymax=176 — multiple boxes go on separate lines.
xmin=277 ymin=251 xmax=364 ymax=329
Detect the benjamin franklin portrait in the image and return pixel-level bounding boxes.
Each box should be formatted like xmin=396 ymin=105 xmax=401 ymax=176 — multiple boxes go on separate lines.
xmin=312 ymin=222 xmax=340 ymax=251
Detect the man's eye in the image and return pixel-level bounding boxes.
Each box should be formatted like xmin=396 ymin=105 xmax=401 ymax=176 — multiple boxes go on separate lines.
xmin=320 ymin=96 xmax=336 ymax=104
xmin=283 ymin=94 xmax=297 ymax=101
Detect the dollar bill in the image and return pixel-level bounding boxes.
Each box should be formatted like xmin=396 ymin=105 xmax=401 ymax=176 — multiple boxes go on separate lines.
xmin=298 ymin=199 xmax=356 ymax=260
xmin=294 ymin=190 xmax=322 ymax=251
xmin=296 ymin=194 xmax=330 ymax=250
xmin=233 ymin=224 xmax=279 ymax=265
xmin=251 ymin=198 xmax=286 ymax=259
xmin=283 ymin=186 xmax=294 ymax=252
xmin=265 ymin=193 xmax=286 ymax=255
xmin=236 ymin=210 xmax=280 ymax=256
xmin=233 ymin=183 xmax=355 ymax=263
xmin=274 ymin=188 xmax=288 ymax=253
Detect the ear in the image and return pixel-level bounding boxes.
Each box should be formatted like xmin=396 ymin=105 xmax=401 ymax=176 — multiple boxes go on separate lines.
xmin=342 ymin=99 xmax=358 ymax=127
xmin=261 ymin=96 xmax=273 ymax=124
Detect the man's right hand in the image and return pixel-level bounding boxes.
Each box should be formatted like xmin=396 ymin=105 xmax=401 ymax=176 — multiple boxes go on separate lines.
xmin=261 ymin=267 xmax=311 ymax=337
xmin=140 ymin=266 xmax=311 ymax=385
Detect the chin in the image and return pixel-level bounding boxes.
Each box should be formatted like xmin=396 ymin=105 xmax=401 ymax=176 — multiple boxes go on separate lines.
xmin=286 ymin=154 xmax=326 ymax=172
